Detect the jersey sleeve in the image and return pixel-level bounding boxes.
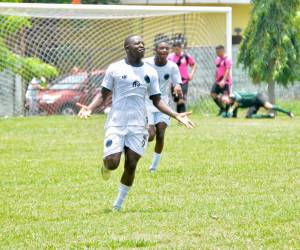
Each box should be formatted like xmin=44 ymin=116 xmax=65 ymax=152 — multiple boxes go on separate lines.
xmin=171 ymin=63 xmax=182 ymax=86
xmin=101 ymin=64 xmax=114 ymax=90
xmin=225 ymin=57 xmax=232 ymax=69
xmin=187 ymin=54 xmax=195 ymax=66
xmin=148 ymin=70 xmax=161 ymax=97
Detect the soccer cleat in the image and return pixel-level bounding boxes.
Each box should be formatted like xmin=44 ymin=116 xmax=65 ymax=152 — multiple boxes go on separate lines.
xmin=288 ymin=112 xmax=294 ymax=118
xmin=149 ymin=167 xmax=156 ymax=173
xmin=101 ymin=166 xmax=111 ymax=181
xmin=112 ymin=206 xmax=121 ymax=212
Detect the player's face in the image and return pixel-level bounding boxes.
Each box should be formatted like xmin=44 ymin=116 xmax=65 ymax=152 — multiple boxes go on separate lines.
xmin=156 ymin=42 xmax=170 ymax=60
xmin=126 ymin=36 xmax=145 ymax=59
xmin=173 ymin=46 xmax=182 ymax=56
xmin=216 ymin=48 xmax=225 ymax=57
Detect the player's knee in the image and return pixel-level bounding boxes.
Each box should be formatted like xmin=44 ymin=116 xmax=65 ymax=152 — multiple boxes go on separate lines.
xmin=104 ymin=155 xmax=120 ymax=170
xmin=211 ymin=92 xmax=217 ymax=98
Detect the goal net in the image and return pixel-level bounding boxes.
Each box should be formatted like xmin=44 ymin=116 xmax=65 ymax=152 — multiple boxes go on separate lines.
xmin=0 ymin=3 xmax=232 ymax=116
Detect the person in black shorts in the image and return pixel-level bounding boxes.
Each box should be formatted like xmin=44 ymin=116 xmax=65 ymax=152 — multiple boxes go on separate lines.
xmin=168 ymin=41 xmax=196 ymax=113
xmin=211 ymin=45 xmax=233 ymax=115
xmin=221 ymin=91 xmax=294 ymax=118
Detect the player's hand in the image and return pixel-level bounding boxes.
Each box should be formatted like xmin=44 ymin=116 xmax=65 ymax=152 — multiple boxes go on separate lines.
xmin=76 ymin=102 xmax=92 ymax=119
xmin=173 ymin=84 xmax=183 ymax=97
xmin=218 ymin=80 xmax=225 ymax=88
xmin=188 ymin=74 xmax=193 ymax=81
xmin=175 ymin=111 xmax=194 ymax=129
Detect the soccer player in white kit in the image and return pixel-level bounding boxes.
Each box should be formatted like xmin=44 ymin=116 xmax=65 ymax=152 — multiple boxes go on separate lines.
xmin=145 ymin=39 xmax=183 ymax=172
xmin=78 ymin=35 xmax=193 ymax=211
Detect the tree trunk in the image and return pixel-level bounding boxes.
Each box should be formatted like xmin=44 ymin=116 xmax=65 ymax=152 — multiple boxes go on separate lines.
xmin=268 ymin=81 xmax=276 ymax=104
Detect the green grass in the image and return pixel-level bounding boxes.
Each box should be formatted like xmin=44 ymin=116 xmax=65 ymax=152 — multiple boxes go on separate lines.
xmin=1 ymin=106 xmax=300 ymax=249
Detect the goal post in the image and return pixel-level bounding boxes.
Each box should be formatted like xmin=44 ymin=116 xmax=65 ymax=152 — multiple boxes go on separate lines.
xmin=0 ymin=3 xmax=232 ymax=116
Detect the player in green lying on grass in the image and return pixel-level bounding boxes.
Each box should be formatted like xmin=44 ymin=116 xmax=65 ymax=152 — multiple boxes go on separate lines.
xmin=221 ymin=92 xmax=294 ymax=119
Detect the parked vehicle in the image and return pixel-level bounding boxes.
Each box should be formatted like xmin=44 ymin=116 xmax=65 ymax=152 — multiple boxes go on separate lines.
xmin=37 ymin=70 xmax=111 ymax=115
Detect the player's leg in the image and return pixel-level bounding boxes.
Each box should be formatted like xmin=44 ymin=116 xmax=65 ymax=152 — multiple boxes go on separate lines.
xmin=148 ymin=125 xmax=156 ymax=142
xmin=149 ymin=114 xmax=169 ymax=172
xmin=113 ymin=147 xmax=141 ymax=211
xmin=102 ymin=152 xmax=122 ymax=181
xmin=246 ymin=106 xmax=259 ymax=118
xmin=177 ymin=84 xmax=188 ymax=113
xmin=112 ymin=127 xmax=148 ymax=211
xmin=154 ymin=122 xmax=167 ymax=154
xmin=148 ymin=112 xmax=156 ymax=142
xmin=180 ymin=83 xmax=188 ymax=113
xmin=210 ymin=83 xmax=224 ymax=115
xmin=247 ymin=104 xmax=274 ymax=119
xmin=222 ymin=85 xmax=230 ymax=113
xmin=232 ymin=107 xmax=239 ymax=118
xmin=264 ymin=101 xmax=294 ymax=118
xmin=102 ymin=127 xmax=125 ymax=180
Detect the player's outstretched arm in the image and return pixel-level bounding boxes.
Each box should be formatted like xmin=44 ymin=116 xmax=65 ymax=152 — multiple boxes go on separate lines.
xmin=77 ymin=87 xmax=111 ymax=119
xmin=151 ymin=94 xmax=194 ymax=128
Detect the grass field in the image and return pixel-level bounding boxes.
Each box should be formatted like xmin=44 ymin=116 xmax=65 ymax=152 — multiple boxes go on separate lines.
xmin=1 ymin=103 xmax=300 ymax=249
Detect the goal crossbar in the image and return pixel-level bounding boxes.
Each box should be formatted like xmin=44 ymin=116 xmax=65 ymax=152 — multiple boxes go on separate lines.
xmin=0 ymin=3 xmax=232 ymax=57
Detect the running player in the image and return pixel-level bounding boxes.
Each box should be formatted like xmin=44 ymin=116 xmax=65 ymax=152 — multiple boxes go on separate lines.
xmin=77 ymin=35 xmax=194 ymax=211
xmin=145 ymin=39 xmax=183 ymax=173
xmin=221 ymin=92 xmax=294 ymax=118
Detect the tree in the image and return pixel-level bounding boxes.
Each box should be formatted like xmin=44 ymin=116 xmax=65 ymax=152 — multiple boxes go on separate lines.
xmin=238 ymin=0 xmax=300 ymax=104
xmin=0 ymin=16 xmax=58 ymax=82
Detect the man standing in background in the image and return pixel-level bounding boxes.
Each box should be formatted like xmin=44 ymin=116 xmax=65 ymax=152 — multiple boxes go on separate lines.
xmin=210 ymin=45 xmax=233 ymax=116
xmin=25 ymin=78 xmax=45 ymax=116
xmin=168 ymin=41 xmax=196 ymax=113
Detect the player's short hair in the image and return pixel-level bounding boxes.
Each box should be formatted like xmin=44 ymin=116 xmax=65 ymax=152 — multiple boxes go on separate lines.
xmin=124 ymin=35 xmax=141 ymax=49
xmin=172 ymin=41 xmax=183 ymax=48
xmin=154 ymin=34 xmax=170 ymax=48
xmin=216 ymin=45 xmax=225 ymax=50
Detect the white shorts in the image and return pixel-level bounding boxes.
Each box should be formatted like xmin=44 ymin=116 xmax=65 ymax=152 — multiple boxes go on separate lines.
xmin=148 ymin=112 xmax=171 ymax=127
xmin=103 ymin=126 xmax=149 ymax=158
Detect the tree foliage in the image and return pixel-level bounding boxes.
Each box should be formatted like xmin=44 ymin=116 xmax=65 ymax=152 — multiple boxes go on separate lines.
xmin=238 ymin=0 xmax=300 ymax=86
xmin=0 ymin=16 xmax=58 ymax=81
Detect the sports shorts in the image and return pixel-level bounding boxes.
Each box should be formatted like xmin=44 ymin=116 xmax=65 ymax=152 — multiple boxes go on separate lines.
xmin=103 ymin=126 xmax=149 ymax=157
xmin=148 ymin=111 xmax=171 ymax=127
xmin=210 ymin=82 xmax=230 ymax=95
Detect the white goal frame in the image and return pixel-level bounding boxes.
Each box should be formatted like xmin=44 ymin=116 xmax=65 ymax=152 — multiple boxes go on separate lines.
xmin=0 ymin=3 xmax=232 ymax=58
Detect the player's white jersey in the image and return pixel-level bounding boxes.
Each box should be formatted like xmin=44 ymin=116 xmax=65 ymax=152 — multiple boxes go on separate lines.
xmin=144 ymin=57 xmax=182 ymax=113
xmin=102 ymin=59 xmax=160 ymax=128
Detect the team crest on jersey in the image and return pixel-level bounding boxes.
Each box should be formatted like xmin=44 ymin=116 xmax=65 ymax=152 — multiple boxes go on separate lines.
xmin=144 ymin=75 xmax=150 ymax=83
xmin=106 ymin=139 xmax=113 ymax=147
xmin=164 ymin=74 xmax=170 ymax=80
xmin=121 ymin=75 xmax=127 ymax=79
xmin=132 ymin=80 xmax=141 ymax=87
